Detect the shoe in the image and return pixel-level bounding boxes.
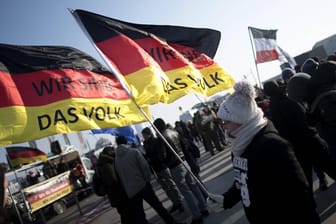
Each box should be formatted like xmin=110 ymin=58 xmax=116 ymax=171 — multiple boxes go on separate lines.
xmin=200 ymin=209 xmax=209 ymax=217
xmin=169 ymin=204 xmax=184 ymax=213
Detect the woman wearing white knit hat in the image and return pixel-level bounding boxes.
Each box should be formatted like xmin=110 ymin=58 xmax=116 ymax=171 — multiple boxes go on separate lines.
xmin=208 ymin=80 xmax=321 ymax=224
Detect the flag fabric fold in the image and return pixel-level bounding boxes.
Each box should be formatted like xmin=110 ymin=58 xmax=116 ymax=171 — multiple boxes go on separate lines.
xmin=249 ymin=26 xmax=296 ymax=68
xmin=6 ymin=146 xmax=47 ymax=167
xmin=73 ymin=9 xmax=235 ymax=102
xmin=0 ymin=43 xmax=149 ymax=146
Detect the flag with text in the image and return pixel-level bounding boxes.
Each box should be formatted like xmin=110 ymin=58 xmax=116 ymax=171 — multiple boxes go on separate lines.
xmin=0 ymin=43 xmax=149 ymax=146
xmin=73 ymin=9 xmax=235 ymax=102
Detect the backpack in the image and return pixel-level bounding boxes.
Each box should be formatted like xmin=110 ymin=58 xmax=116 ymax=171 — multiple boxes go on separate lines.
xmin=92 ymin=170 xmax=107 ymax=196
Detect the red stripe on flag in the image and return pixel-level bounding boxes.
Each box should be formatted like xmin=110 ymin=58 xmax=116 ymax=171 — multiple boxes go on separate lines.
xmin=169 ymin=43 xmax=215 ymax=69
xmin=256 ymin=50 xmax=279 ymax=63
xmin=0 ymin=69 xmax=129 ymax=107
xmin=7 ymin=147 xmax=46 ymax=160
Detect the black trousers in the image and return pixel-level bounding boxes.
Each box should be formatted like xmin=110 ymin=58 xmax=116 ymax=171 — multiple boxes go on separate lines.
xmin=131 ymin=182 xmax=175 ymax=224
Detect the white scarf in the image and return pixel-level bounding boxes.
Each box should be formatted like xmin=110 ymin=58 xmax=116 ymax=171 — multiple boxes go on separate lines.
xmin=229 ymin=110 xmax=268 ymax=157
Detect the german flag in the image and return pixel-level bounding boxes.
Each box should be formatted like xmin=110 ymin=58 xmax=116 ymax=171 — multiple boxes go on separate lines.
xmin=73 ymin=10 xmax=235 ymax=103
xmin=0 ymin=44 xmax=149 ymax=146
xmin=6 ymin=146 xmax=47 ymax=167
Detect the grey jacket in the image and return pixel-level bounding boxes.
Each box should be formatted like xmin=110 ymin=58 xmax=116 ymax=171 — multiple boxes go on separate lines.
xmin=115 ymin=144 xmax=152 ymax=198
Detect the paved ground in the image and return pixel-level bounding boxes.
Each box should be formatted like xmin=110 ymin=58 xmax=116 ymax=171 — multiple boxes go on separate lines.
xmin=42 ymin=144 xmax=336 ymax=224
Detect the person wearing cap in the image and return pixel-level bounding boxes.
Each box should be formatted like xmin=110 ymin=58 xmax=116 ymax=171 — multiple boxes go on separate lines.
xmin=208 ymin=80 xmax=320 ymax=223
xmin=281 ymin=67 xmax=295 ymax=85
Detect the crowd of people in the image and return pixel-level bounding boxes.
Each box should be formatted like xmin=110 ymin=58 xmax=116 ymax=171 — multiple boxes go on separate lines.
xmin=3 ymin=55 xmax=336 ymax=224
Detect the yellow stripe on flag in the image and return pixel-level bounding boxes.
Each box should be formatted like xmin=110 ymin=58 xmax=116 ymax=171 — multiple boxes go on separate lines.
xmin=0 ymin=98 xmax=150 ymax=146
xmin=199 ymin=63 xmax=235 ymax=97
xmin=10 ymin=155 xmax=47 ymax=168
xmin=123 ymin=66 xmax=169 ymax=105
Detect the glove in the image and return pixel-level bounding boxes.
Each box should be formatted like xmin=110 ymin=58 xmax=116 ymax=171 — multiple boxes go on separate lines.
xmin=208 ymin=193 xmax=224 ymax=205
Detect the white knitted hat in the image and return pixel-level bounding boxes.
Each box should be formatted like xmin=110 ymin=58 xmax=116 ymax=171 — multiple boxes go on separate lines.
xmin=217 ymin=80 xmax=261 ymax=125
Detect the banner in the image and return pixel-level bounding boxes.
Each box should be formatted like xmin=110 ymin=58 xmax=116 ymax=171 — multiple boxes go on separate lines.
xmin=23 ymin=171 xmax=72 ymax=212
xmin=73 ymin=9 xmax=235 ymax=102
xmin=6 ymin=146 xmax=47 ymax=167
xmin=249 ymin=26 xmax=296 ymax=68
xmin=0 ymin=43 xmax=150 ymax=146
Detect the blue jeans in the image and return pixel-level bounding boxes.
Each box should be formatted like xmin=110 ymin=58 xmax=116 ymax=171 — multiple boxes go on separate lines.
xmin=170 ymin=163 xmax=207 ymax=218
xmin=156 ymin=168 xmax=183 ymax=206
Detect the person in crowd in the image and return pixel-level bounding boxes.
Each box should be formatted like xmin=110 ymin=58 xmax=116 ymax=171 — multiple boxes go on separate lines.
xmin=71 ymin=161 xmax=87 ymax=188
xmin=174 ymin=121 xmax=202 ymax=179
xmin=209 ymin=80 xmax=320 ymax=224
xmin=114 ymin=136 xmax=178 ymax=224
xmin=301 ymin=58 xmax=319 ymax=76
xmin=199 ymin=108 xmax=224 ymax=155
xmin=0 ymin=163 xmax=20 ymax=224
xmin=187 ymin=120 xmax=202 ymax=144
xmin=42 ymin=160 xmax=58 ymax=179
xmin=308 ymin=61 xmax=336 ymax=162
xmin=26 ymin=170 xmax=40 ymax=186
xmin=141 ymin=127 xmax=185 ymax=214
xmin=1 ymin=163 xmax=10 ymax=224
xmin=97 ymin=146 xmax=136 ymax=224
xmin=263 ymin=77 xmax=335 ymax=191
xmin=193 ymin=111 xmax=207 ymax=149
xmin=281 ymin=67 xmax=295 ymax=85
xmin=154 ymin=118 xmax=209 ymax=224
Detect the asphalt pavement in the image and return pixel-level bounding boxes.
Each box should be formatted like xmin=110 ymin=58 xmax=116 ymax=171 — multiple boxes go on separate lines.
xmin=45 ymin=144 xmax=336 ymax=224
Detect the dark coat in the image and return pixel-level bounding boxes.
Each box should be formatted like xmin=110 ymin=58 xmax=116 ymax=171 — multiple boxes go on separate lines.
xmin=223 ymin=122 xmax=320 ymax=224
xmin=268 ymin=93 xmax=336 ymax=186
xmin=143 ymin=136 xmax=168 ymax=172
xmin=97 ymin=152 xmax=127 ymax=207
xmin=157 ymin=128 xmax=185 ymax=169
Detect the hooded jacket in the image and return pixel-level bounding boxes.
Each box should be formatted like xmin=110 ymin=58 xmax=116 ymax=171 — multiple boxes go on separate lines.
xmin=223 ymin=121 xmax=319 ymax=224
xmin=115 ymin=144 xmax=152 ymax=198
xmin=97 ymin=149 xmax=126 ymax=206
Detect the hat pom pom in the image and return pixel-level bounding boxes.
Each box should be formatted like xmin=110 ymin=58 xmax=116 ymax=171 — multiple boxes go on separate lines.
xmin=234 ymin=80 xmax=256 ymax=99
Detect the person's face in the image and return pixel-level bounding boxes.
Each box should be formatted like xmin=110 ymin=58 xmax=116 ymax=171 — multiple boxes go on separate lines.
xmin=142 ymin=133 xmax=151 ymax=141
xmin=220 ymin=120 xmax=241 ymax=135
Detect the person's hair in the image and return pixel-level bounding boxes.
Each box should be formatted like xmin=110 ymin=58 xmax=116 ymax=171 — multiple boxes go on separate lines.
xmin=141 ymin=127 xmax=153 ymax=136
xmin=102 ymin=146 xmax=115 ymax=156
xmin=153 ymin=118 xmax=167 ymax=132
xmin=116 ymin=136 xmax=128 ymax=145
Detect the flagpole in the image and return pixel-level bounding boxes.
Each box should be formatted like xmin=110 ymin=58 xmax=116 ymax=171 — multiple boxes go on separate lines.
xmin=69 ymin=9 xmax=209 ymax=195
xmin=69 ymin=8 xmax=132 ymax=97
xmin=248 ymin=27 xmax=262 ymax=88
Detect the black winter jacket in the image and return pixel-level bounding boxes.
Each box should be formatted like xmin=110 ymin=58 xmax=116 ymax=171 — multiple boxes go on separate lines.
xmin=143 ymin=136 xmax=168 ymax=172
xmin=223 ymin=122 xmax=320 ymax=224
xmin=157 ymin=128 xmax=185 ymax=169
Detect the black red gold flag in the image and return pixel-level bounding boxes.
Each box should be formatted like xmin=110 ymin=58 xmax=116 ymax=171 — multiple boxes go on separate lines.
xmin=6 ymin=146 xmax=47 ymax=167
xmin=0 ymin=43 xmax=149 ymax=146
xmin=73 ymin=9 xmax=235 ymax=102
